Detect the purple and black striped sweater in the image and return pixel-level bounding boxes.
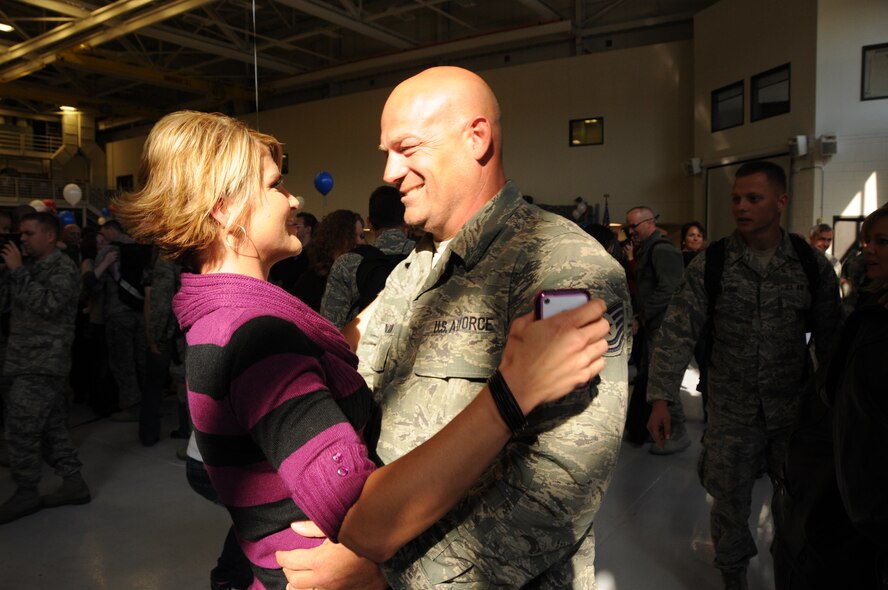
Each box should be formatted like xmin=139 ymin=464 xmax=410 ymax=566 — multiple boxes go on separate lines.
xmin=174 ymin=273 xmax=380 ymax=590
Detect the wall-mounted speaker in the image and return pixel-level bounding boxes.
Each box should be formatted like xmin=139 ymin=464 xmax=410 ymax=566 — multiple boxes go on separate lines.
xmin=819 ymin=134 xmax=838 ymax=156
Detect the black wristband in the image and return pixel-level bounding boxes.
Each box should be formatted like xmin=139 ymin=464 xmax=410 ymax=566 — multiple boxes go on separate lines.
xmin=488 ymin=369 xmax=528 ymax=435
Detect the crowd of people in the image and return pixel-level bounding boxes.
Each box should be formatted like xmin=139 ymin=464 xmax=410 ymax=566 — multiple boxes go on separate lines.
xmin=0 ymin=65 xmax=885 ymax=590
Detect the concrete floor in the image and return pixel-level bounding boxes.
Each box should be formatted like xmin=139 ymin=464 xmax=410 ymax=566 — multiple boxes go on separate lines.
xmin=0 ymin=368 xmax=775 ymax=589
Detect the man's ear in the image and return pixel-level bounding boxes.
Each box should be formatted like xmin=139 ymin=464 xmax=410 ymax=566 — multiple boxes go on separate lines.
xmin=467 ymin=116 xmax=492 ymax=162
xmin=211 ymin=198 xmax=228 ymax=225
xmin=776 ymin=192 xmax=789 ymax=214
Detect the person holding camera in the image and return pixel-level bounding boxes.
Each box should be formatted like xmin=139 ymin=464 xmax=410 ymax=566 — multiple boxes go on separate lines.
xmin=0 ymin=212 xmax=88 ymax=524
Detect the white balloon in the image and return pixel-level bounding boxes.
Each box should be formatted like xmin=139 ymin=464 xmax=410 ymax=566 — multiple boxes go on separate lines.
xmin=63 ymin=183 xmax=82 ymax=206
xmin=29 ymin=199 xmax=48 ymax=213
xmin=296 ymin=195 xmax=305 ymax=209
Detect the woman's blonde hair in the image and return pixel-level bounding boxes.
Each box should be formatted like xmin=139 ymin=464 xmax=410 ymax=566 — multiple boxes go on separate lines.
xmin=115 ymin=110 xmax=282 ymax=269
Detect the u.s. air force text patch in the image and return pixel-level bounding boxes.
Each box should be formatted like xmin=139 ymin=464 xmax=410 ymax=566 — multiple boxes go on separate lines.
xmin=603 ymin=301 xmax=625 ymax=355
xmin=426 ymin=315 xmax=499 ymax=335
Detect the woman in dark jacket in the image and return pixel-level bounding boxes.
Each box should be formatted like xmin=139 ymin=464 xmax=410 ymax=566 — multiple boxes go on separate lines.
xmin=773 ymin=206 xmax=888 ymax=590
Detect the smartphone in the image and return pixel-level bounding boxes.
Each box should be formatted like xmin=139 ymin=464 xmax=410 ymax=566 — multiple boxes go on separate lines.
xmin=534 ymin=288 xmax=591 ymax=320
xmin=0 ymin=233 xmax=21 ymax=249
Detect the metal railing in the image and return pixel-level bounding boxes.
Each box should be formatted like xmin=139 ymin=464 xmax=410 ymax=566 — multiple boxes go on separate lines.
xmin=0 ymin=177 xmax=113 ymax=209
xmin=0 ymin=129 xmax=63 ymax=155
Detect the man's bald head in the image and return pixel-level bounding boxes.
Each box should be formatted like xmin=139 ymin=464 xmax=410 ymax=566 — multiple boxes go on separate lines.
xmin=379 ymin=67 xmax=507 ymax=240
xmin=384 ymin=66 xmax=502 ymax=152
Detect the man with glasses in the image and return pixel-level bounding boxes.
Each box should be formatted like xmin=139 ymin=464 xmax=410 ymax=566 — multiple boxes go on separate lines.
xmin=624 ymin=206 xmax=688 ymax=453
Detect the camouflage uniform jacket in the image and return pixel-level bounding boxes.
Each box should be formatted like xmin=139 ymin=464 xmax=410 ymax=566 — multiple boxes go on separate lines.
xmin=633 ymin=229 xmax=684 ymax=331
xmin=356 ymin=181 xmax=631 ymax=588
xmin=647 ymin=230 xmax=839 ymax=422
xmin=145 ymin=256 xmax=181 ymax=344
xmin=94 ymin=233 xmax=138 ymax=318
xmin=0 ymin=249 xmax=80 ymax=377
xmin=320 ymin=229 xmax=415 ymax=329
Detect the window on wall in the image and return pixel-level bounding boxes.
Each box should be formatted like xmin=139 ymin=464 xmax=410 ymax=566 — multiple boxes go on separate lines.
xmin=569 ymin=117 xmax=604 ymax=146
xmin=711 ymin=81 xmax=744 ymax=132
xmin=751 ymin=63 xmax=791 ymax=121
xmin=861 ymin=42 xmax=888 ymax=100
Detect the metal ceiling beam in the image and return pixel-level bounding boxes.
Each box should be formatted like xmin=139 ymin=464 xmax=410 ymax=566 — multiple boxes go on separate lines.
xmin=516 ymin=0 xmax=562 ymax=21
xmin=19 ymin=0 xmax=298 ymax=73
xmin=578 ymin=12 xmax=695 ymax=37
xmin=16 ymin=0 xmax=89 ymax=18
xmin=144 ymin=26 xmax=302 ymax=74
xmin=0 ymin=80 xmax=161 ymax=118
xmin=0 ymin=0 xmax=219 ymax=81
xmin=273 ymin=20 xmax=572 ymax=90
xmin=1 ymin=0 xmax=153 ymax=65
xmin=273 ymin=0 xmax=415 ymax=50
xmin=54 ymin=51 xmax=261 ymax=100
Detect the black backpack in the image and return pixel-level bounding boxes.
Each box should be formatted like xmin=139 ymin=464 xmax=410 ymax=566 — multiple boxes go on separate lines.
xmin=113 ymin=242 xmax=154 ymax=312
xmin=352 ymin=244 xmax=407 ymax=312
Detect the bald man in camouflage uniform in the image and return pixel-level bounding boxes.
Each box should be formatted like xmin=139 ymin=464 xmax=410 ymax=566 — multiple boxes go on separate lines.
xmin=0 ymin=212 xmax=88 ymax=524
xmin=279 ymin=66 xmax=630 ymax=589
xmin=646 ymin=161 xmax=839 ymax=590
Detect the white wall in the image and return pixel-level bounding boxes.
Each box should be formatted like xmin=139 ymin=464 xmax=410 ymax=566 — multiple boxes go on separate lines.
xmin=486 ymin=41 xmax=695 ymax=224
xmin=812 ymin=0 xmax=888 ymax=243
xmin=693 ymin=0 xmax=818 ymax=233
xmin=106 ymin=41 xmax=696 ymax=224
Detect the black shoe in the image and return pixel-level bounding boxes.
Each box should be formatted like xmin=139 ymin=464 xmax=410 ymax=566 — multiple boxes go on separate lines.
xmin=42 ymin=474 xmax=91 ymax=508
xmin=721 ymin=568 xmax=748 ymax=590
xmin=0 ymin=487 xmax=42 ymax=524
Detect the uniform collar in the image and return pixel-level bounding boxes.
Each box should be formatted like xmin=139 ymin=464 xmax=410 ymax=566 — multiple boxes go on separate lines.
xmin=445 ymin=180 xmax=522 ymax=271
xmin=727 ymin=229 xmax=797 ymax=269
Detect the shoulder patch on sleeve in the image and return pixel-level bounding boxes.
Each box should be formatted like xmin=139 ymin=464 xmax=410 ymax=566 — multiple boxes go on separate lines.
xmin=603 ymin=301 xmax=626 ymax=355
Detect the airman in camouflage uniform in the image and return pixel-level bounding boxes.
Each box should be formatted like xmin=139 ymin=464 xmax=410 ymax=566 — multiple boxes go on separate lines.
xmin=360 ymin=181 xmax=630 ymax=588
xmin=320 ymin=227 xmax=414 ymax=329
xmin=278 ymin=66 xmax=630 ymax=590
xmin=646 ymin=161 xmax=839 ymax=589
xmin=0 ymin=212 xmax=86 ymax=524
xmin=94 ymin=220 xmax=146 ymax=418
xmin=141 ymin=255 xmax=183 ymax=445
xmin=322 ymin=185 xmax=415 ymax=329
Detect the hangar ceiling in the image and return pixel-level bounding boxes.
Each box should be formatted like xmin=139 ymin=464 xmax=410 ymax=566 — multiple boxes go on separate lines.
xmin=0 ymin=0 xmax=716 ymax=137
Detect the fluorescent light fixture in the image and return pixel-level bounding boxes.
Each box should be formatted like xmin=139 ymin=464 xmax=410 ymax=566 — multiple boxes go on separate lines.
xmin=0 ymin=23 xmax=13 ymax=33
xmin=59 ymin=105 xmax=77 ymax=112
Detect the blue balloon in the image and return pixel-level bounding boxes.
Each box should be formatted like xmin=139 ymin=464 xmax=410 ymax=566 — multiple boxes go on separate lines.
xmin=59 ymin=211 xmax=76 ymax=226
xmin=314 ymin=171 xmax=334 ymax=196
xmin=101 ymin=207 xmax=110 ymax=216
